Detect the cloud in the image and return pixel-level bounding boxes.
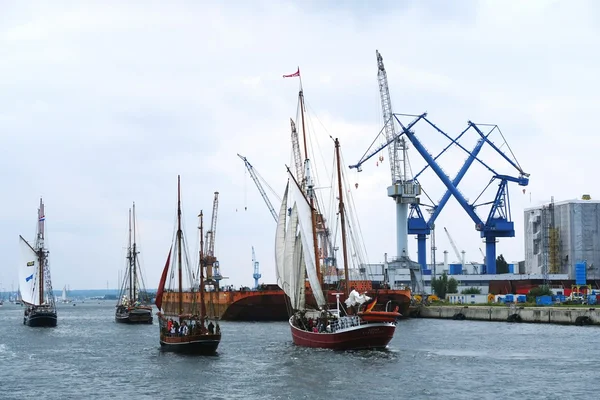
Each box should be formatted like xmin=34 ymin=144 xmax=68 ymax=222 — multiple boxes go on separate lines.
xmin=0 ymin=0 xmax=598 ymax=290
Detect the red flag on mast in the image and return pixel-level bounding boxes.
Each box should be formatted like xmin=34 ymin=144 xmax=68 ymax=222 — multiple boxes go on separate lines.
xmin=283 ymin=68 xmax=300 ymax=78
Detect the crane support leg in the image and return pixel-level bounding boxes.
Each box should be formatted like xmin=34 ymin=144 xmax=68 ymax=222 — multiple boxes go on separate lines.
xmin=485 ymin=238 xmax=497 ymax=274
xmin=417 ymin=234 xmax=427 ymax=270
xmin=396 ymin=200 xmax=409 ymax=258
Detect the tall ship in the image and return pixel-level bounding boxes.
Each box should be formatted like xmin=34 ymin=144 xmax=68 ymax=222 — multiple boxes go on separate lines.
xmin=155 ymin=176 xmax=221 ymax=354
xmin=19 ymin=198 xmax=57 ymax=327
xmin=274 ymin=70 xmax=400 ymax=350
xmin=115 ymin=203 xmax=153 ymax=324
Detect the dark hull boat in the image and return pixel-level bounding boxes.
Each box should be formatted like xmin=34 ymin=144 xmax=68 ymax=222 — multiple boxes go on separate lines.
xmin=158 ymin=313 xmax=221 ymax=354
xmin=19 ymin=198 xmax=57 ymax=328
xmin=115 ymin=203 xmax=154 ymax=325
xmin=115 ymin=305 xmax=153 ymax=324
xmin=24 ymin=306 xmax=57 ymax=327
xmin=155 ymin=176 xmax=221 ymax=355
xmin=159 ymin=335 xmax=221 ymax=354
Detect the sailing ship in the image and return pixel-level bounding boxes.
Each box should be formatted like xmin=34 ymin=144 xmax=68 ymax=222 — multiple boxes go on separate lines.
xmin=115 ymin=203 xmax=153 ymax=324
xmin=276 ymin=74 xmax=400 ymax=350
xmin=155 ymin=176 xmax=221 ymax=354
xmin=19 ymin=198 xmax=57 ymax=327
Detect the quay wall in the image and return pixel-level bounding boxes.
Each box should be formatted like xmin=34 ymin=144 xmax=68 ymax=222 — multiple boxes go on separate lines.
xmin=419 ymin=305 xmax=600 ymax=325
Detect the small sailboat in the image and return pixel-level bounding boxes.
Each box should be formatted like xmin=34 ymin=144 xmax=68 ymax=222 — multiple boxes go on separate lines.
xmin=115 ymin=203 xmax=153 ymax=324
xmin=155 ymin=176 xmax=221 ymax=354
xmin=61 ymin=285 xmax=71 ymax=303
xmin=19 ymin=198 xmax=57 ymax=327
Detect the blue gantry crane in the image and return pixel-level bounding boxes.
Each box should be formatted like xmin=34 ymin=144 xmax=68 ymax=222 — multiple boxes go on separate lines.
xmin=350 ymin=112 xmax=529 ymax=274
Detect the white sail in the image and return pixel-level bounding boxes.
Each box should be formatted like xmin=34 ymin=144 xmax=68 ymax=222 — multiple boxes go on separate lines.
xmin=289 ymin=175 xmax=327 ymax=308
xmin=293 ymin=232 xmax=306 ymax=310
xmin=62 ymin=286 xmax=67 ymax=301
xmin=283 ymin=206 xmax=301 ymax=310
xmin=275 ymin=183 xmax=289 ymax=289
xmin=19 ymin=236 xmax=40 ymax=306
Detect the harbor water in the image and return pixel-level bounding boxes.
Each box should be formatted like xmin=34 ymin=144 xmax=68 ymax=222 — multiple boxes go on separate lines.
xmin=0 ymin=301 xmax=595 ymax=399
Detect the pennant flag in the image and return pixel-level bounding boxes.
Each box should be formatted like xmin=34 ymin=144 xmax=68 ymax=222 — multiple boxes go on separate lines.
xmin=283 ymin=68 xmax=300 ymax=78
xmin=39 ymin=215 xmax=45 ymax=222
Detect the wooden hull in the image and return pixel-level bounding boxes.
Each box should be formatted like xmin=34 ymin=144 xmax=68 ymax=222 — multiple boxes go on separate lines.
xmin=159 ymin=334 xmax=221 ymax=355
xmin=289 ymin=317 xmax=395 ymax=350
xmin=24 ymin=310 xmax=57 ymax=327
xmin=115 ymin=306 xmax=153 ymax=324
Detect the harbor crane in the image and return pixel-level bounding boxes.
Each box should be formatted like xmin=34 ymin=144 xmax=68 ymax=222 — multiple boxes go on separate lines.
xmin=204 ymin=192 xmax=224 ymax=288
xmin=252 ymin=246 xmax=261 ymax=289
xmin=238 ymin=154 xmax=279 ymax=222
xmin=374 ymin=50 xmax=424 ymax=293
xmin=444 ymin=227 xmax=465 ymax=273
xmin=350 ymin=111 xmax=529 ymax=274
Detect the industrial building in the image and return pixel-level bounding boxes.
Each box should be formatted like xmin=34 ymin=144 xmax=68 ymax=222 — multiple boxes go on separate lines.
xmin=524 ymin=197 xmax=600 ymax=280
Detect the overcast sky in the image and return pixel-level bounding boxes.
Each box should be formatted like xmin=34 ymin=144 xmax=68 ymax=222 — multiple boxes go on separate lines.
xmin=1 ymin=0 xmax=598 ymax=291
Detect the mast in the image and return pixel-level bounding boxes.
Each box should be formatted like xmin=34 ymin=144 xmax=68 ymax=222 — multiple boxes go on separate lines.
xmin=37 ymin=198 xmax=45 ymax=305
xmin=299 ymin=87 xmax=322 ymax=285
xmin=334 ymin=139 xmax=350 ymax=299
xmin=128 ymin=207 xmax=133 ymax=302
xmin=177 ymin=175 xmax=183 ymax=316
xmin=132 ymin=202 xmax=137 ymax=302
xmin=199 ymin=211 xmax=206 ymax=320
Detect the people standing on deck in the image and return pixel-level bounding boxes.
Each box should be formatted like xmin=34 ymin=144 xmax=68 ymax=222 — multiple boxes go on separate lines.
xmin=208 ymin=321 xmax=214 ymax=334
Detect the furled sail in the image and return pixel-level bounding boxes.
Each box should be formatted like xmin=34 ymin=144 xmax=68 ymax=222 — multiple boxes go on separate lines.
xmin=19 ymin=236 xmax=39 ymax=306
xmin=288 ymin=175 xmax=326 ymax=308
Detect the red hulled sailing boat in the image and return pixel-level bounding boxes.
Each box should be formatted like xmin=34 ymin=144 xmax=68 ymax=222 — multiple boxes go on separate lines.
xmin=276 ymin=74 xmax=400 ymax=349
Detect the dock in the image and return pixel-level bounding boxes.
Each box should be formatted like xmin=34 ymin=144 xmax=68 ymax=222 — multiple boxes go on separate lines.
xmin=416 ymin=305 xmax=600 ymax=326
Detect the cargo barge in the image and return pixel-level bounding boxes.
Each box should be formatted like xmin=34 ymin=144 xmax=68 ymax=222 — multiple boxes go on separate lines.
xmin=160 ymin=282 xmax=411 ymax=321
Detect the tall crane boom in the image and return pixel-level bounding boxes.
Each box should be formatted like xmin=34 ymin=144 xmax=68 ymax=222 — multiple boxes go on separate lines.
xmin=208 ymin=192 xmax=219 ymax=257
xmin=377 ymin=49 xmax=403 ymax=183
xmin=444 ymin=227 xmax=464 ymax=271
xmin=238 ymin=154 xmax=278 ymax=222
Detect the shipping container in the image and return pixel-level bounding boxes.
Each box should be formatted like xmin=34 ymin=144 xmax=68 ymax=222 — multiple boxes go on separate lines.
xmin=575 ymin=261 xmax=587 ymax=285
xmin=536 ymin=295 xmax=553 ymax=306
xmin=449 ymin=264 xmax=463 ymax=275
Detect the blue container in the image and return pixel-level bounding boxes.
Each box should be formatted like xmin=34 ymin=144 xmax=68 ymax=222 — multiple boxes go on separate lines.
xmin=504 ymin=294 xmax=514 ymax=303
xmin=517 ymin=295 xmax=527 ymax=303
xmin=575 ymin=261 xmax=587 ymax=285
xmin=449 ymin=264 xmax=463 ymax=275
xmin=588 ymin=295 xmax=597 ymax=305
xmin=508 ymin=264 xmax=514 ymax=274
xmin=536 ymin=295 xmax=553 ymax=306
xmin=423 ymin=269 xmax=432 ymax=275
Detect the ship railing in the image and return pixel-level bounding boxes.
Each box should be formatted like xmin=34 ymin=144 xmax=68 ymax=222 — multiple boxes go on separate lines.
xmin=330 ymin=316 xmax=362 ymax=332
